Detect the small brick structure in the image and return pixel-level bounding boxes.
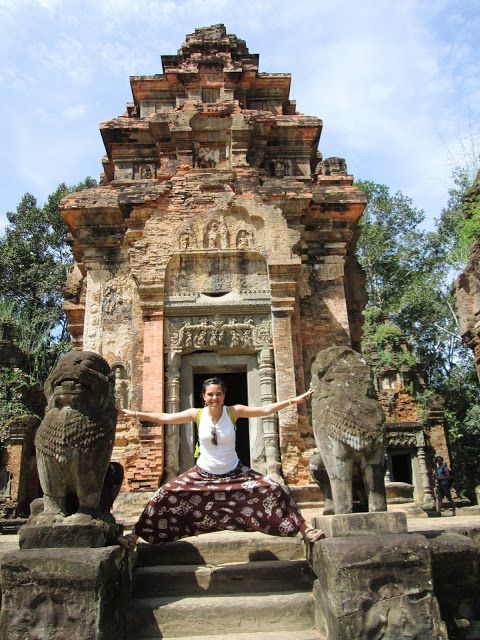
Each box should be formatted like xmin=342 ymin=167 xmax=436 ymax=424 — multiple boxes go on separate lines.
xmin=0 ymin=322 xmax=43 ymax=518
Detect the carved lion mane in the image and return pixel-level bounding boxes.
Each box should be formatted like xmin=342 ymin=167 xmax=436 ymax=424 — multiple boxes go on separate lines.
xmin=34 ymin=350 xmax=117 ymax=519
xmin=311 ymin=345 xmax=384 ymax=450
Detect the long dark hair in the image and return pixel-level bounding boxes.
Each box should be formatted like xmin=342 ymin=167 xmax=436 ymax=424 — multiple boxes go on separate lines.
xmin=201 ymin=377 xmax=227 ymax=398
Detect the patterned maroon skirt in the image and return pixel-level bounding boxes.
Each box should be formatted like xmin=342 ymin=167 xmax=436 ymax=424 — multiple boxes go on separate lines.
xmin=134 ymin=463 xmax=305 ymax=544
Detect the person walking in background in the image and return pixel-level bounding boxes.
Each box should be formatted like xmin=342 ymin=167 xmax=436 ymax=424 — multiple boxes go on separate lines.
xmin=435 ymin=456 xmax=455 ymax=514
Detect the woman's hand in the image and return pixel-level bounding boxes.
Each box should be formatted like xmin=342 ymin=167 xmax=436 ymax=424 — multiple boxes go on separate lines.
xmin=119 ymin=408 xmax=136 ymax=417
xmin=232 ymin=387 xmax=313 ymax=418
xmin=289 ymin=388 xmax=313 ymax=405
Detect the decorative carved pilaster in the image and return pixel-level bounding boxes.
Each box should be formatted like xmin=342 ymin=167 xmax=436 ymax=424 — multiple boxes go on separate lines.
xmin=164 ymin=355 xmax=181 ymax=482
xmin=269 ymin=284 xmax=300 ymax=482
xmin=257 ymin=348 xmax=283 ymax=483
xmin=417 ymin=442 xmax=435 ymax=508
xmin=384 ymin=454 xmax=393 ymax=483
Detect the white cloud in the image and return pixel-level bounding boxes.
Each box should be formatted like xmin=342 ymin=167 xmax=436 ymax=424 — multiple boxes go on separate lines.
xmin=0 ymin=0 xmax=479 ymax=232
xmin=63 ymin=104 xmax=87 ymax=120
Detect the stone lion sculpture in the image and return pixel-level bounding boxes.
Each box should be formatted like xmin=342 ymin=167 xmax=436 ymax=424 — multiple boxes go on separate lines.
xmin=310 ymin=345 xmax=387 ymax=514
xmin=33 ymin=350 xmax=117 ymax=523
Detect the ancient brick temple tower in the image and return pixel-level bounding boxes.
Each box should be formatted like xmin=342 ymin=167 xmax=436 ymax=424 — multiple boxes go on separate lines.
xmin=61 ymin=25 xmax=368 ymax=492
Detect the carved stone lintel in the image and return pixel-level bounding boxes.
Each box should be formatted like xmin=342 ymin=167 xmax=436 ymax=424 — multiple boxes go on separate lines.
xmin=167 ymin=315 xmax=272 ymax=352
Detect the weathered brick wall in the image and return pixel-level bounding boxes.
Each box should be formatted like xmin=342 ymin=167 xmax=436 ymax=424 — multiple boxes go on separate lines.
xmin=61 ymin=25 xmax=368 ymax=489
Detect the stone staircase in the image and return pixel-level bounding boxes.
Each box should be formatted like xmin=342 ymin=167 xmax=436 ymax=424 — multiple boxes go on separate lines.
xmin=126 ymin=530 xmax=325 ymax=640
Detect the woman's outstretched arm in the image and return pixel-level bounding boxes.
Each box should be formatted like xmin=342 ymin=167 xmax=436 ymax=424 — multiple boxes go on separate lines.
xmin=231 ymin=388 xmax=313 ymax=419
xmin=119 ymin=407 xmax=199 ymax=424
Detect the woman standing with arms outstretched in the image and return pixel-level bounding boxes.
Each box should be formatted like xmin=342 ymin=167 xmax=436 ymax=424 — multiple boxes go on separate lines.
xmin=118 ymin=377 xmax=323 ymax=548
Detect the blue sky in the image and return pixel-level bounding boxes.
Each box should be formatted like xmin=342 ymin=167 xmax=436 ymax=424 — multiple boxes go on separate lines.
xmin=0 ymin=0 xmax=479 ymax=231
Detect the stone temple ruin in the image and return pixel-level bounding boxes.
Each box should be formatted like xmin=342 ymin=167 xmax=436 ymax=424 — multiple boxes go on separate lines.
xmin=60 ymin=23 xmax=369 ymax=495
xmin=59 ymin=24 xmax=450 ymax=508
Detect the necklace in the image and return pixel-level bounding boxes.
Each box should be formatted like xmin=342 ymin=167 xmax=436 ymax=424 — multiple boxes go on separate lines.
xmin=209 ymin=410 xmax=221 ymax=425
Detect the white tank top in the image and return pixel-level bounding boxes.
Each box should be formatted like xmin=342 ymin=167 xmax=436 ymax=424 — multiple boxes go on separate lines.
xmin=196 ymin=406 xmax=239 ymax=475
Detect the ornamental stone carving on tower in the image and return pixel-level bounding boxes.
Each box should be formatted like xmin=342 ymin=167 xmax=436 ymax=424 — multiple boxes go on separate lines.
xmin=60 ymin=24 xmax=369 ymax=488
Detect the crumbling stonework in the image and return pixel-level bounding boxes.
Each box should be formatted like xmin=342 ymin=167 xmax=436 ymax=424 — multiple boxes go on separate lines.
xmin=61 ymin=25 xmax=367 ymax=490
xmin=364 ymin=317 xmax=449 ymax=507
xmin=455 ymin=171 xmax=480 ymax=380
xmin=0 ymin=321 xmax=43 ymax=518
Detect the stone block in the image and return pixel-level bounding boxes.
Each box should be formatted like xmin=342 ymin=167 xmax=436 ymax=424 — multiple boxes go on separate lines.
xmin=385 ymin=481 xmax=414 ymax=502
xmin=0 ymin=546 xmax=132 ymax=640
xmin=311 ymin=533 xmax=447 ymax=640
xmin=428 ymin=532 xmax=480 ymax=638
xmin=311 ymin=511 xmax=407 ymax=537
xmin=19 ymin=520 xmax=122 ymax=549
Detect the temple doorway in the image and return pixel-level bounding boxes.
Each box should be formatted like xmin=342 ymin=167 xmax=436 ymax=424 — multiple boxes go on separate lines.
xmin=390 ymin=451 xmax=413 ymax=484
xmin=193 ymin=371 xmax=250 ymax=466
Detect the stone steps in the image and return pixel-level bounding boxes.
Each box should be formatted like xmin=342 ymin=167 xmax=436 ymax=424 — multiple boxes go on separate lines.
xmin=127 ymin=531 xmax=320 ymax=640
xmin=135 ymin=630 xmax=325 ymax=640
xmin=133 ymin=558 xmax=315 ymax=597
xmin=135 ymin=530 xmax=305 ymax=566
xmin=127 ymin=591 xmax=316 ymax=638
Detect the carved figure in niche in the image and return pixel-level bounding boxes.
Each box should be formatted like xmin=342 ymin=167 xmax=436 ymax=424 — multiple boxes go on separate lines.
xmin=179 ymin=233 xmax=192 ymax=250
xmin=206 ymin=221 xmax=221 ymax=248
xmin=103 ymin=285 xmax=120 ymax=315
xmin=141 ymin=164 xmax=154 ymax=179
xmin=236 ymin=229 xmax=251 ymax=249
xmin=273 ymin=159 xmax=285 ymax=177
xmin=194 ymin=321 xmax=208 ymax=348
xmin=272 ymin=158 xmax=293 ymax=178
xmin=195 ymin=143 xmax=219 ymax=169
xmin=33 ymin=350 xmax=117 ymax=523
xmin=112 ymin=364 xmax=130 ymax=409
xmin=310 ymin=346 xmax=387 ymax=515
xmin=246 ymin=147 xmax=265 ymax=168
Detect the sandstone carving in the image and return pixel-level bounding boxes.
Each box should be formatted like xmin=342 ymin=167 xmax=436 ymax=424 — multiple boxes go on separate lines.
xmin=113 ymin=363 xmax=130 ymax=409
xmin=203 ymin=218 xmax=228 ymax=248
xmin=194 ymin=143 xmax=219 ymax=168
xmin=168 ymin=315 xmax=271 ymax=352
xmin=310 ymin=345 xmax=387 ymax=514
xmin=33 ymin=350 xmax=117 ymax=523
xmin=236 ymin=228 xmax=252 ymax=249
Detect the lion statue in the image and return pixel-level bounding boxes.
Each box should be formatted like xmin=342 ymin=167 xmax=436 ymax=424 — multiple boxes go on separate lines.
xmin=310 ymin=345 xmax=387 ymax=515
xmin=33 ymin=350 xmax=118 ymax=523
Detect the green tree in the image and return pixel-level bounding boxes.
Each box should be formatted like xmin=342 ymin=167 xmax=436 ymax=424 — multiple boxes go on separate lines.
xmin=0 ymin=178 xmax=96 ymax=435
xmin=356 ymin=179 xmax=460 ymax=385
xmin=356 ymin=175 xmax=480 ymax=495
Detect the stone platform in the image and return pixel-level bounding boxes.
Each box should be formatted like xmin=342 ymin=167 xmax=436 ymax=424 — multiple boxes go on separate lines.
xmin=312 ymin=511 xmax=407 ymax=537
xmin=0 ymin=515 xmax=479 ymax=639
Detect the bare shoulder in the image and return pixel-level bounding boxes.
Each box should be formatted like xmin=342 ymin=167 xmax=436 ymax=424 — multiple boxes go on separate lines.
xmin=229 ymin=404 xmax=246 ymax=416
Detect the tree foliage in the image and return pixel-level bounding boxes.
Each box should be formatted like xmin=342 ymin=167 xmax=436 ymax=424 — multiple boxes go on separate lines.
xmin=356 ymin=174 xmax=480 ymax=495
xmin=356 ymin=179 xmax=464 ymax=385
xmin=0 ymin=178 xmax=96 ymax=436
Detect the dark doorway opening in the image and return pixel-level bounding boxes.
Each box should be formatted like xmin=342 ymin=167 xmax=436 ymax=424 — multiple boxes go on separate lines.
xmin=391 ymin=452 xmax=412 ymax=484
xmin=193 ymin=371 xmax=250 ymax=466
